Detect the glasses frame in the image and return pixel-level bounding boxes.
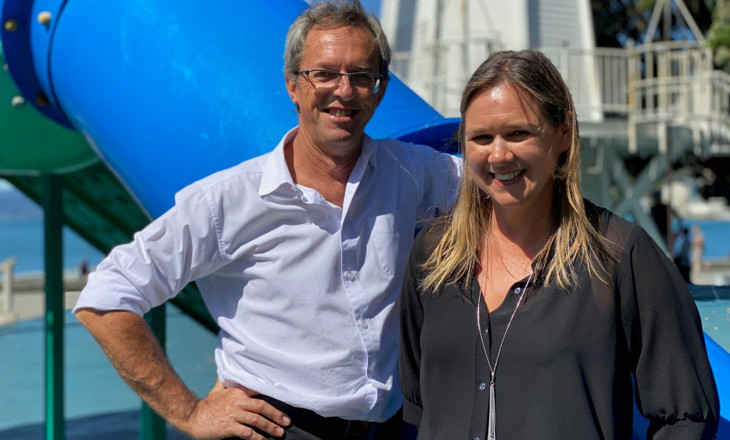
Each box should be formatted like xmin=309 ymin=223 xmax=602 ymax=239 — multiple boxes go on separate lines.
xmin=294 ymin=69 xmax=384 ymax=94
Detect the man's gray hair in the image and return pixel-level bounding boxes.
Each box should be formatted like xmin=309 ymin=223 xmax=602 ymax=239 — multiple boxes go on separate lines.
xmin=284 ymin=0 xmax=391 ymax=78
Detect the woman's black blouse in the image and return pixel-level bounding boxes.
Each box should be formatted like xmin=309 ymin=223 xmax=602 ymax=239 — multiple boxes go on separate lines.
xmin=399 ymin=204 xmax=719 ymax=440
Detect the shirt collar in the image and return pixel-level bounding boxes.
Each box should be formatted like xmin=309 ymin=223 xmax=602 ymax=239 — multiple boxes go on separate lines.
xmin=259 ymin=127 xmax=378 ymax=197
xmin=259 ymin=127 xmax=298 ymax=197
xmin=349 ymin=134 xmax=378 ymax=184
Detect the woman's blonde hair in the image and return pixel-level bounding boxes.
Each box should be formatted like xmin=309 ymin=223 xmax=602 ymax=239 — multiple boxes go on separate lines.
xmin=421 ymin=50 xmax=615 ymax=292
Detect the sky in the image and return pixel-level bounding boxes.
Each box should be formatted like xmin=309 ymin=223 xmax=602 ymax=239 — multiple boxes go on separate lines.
xmin=305 ymin=0 xmax=381 ymax=15
xmin=361 ymin=0 xmax=382 ymax=16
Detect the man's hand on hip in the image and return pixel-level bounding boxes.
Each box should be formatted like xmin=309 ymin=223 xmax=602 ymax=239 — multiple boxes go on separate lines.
xmin=185 ymin=380 xmax=291 ymax=440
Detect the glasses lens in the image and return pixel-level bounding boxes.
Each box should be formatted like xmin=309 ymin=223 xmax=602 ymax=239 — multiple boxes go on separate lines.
xmin=303 ymin=70 xmax=380 ymax=93
xmin=349 ymin=73 xmax=376 ymax=90
xmin=309 ymin=70 xmax=340 ymax=87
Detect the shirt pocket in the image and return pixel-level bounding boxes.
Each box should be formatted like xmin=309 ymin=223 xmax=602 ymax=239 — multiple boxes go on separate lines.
xmin=366 ymin=211 xmax=404 ymax=277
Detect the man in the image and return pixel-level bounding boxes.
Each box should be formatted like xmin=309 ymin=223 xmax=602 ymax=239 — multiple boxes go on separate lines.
xmin=74 ymin=1 xmax=461 ymax=439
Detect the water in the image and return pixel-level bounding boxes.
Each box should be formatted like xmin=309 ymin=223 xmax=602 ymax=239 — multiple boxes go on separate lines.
xmin=0 ymin=207 xmax=217 ymax=435
xmin=697 ymin=298 xmax=730 ymax=351
xmin=681 ymin=219 xmax=730 ymax=261
xmin=0 ymin=308 xmax=218 ymax=433
xmin=0 ymin=219 xmax=105 ymax=276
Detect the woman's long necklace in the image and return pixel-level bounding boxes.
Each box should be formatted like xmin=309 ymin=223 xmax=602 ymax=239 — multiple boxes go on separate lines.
xmin=476 ymin=269 xmax=534 ymax=440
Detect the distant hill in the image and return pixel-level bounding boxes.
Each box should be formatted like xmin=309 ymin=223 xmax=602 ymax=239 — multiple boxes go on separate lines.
xmin=0 ymin=188 xmax=42 ymax=221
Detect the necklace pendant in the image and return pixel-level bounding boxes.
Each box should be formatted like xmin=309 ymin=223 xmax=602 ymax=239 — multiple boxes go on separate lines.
xmin=488 ymin=379 xmax=496 ymax=440
xmin=477 ymin=271 xmax=534 ymax=440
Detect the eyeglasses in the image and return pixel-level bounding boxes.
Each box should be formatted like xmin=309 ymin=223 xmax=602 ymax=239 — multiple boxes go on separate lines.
xmin=294 ymin=69 xmax=384 ymax=94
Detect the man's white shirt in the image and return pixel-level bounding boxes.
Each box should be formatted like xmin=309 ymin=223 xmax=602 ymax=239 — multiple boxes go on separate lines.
xmin=74 ymin=128 xmax=462 ymax=422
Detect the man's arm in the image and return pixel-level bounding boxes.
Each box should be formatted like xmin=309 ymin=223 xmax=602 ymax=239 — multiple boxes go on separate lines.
xmin=75 ymin=309 xmax=291 ymax=440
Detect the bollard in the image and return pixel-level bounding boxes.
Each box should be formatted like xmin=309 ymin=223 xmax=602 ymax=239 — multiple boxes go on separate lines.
xmin=0 ymin=257 xmax=19 ymax=325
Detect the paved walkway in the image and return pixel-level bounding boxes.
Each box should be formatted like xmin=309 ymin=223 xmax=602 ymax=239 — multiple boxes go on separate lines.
xmin=694 ymin=259 xmax=730 ymax=286
xmin=1 ymin=272 xmax=84 ymax=323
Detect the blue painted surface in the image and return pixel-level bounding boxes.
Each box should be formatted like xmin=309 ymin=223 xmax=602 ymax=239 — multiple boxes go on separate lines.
xmin=706 ymin=333 xmax=730 ymax=421
xmin=0 ymin=0 xmax=72 ymax=126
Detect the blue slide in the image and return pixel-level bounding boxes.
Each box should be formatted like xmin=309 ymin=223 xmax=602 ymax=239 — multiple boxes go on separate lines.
xmin=1 ymin=0 xmax=458 ymax=218
xmin=1 ymin=0 xmax=727 ymax=437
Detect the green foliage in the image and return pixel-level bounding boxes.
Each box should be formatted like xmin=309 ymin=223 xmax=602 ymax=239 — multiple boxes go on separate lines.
xmin=707 ymin=0 xmax=730 ymax=71
xmin=592 ymin=0 xmax=649 ymax=47
xmin=593 ymin=0 xmax=714 ymax=47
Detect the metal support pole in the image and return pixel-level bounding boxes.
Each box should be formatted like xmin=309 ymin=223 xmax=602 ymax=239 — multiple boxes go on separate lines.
xmin=43 ymin=174 xmax=64 ymax=440
xmin=141 ymin=304 xmax=167 ymax=440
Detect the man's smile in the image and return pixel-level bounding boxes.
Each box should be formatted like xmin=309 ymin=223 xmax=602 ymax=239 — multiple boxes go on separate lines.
xmin=324 ymin=108 xmax=359 ymax=117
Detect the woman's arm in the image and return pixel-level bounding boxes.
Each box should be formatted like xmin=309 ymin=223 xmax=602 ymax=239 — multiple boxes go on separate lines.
xmin=619 ymin=226 xmax=719 ymax=439
xmin=399 ymin=230 xmax=429 ymax=429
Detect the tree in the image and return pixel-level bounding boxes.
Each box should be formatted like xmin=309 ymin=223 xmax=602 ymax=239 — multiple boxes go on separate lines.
xmin=592 ymin=0 xmax=650 ymax=47
xmin=708 ymin=0 xmax=730 ymax=72
xmin=592 ymin=0 xmax=714 ymax=48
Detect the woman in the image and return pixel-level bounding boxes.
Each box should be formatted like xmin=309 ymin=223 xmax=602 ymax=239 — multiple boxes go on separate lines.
xmin=398 ymin=50 xmax=719 ymax=440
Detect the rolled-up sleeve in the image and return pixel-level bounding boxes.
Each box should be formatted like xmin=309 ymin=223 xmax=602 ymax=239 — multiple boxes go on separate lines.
xmin=73 ymin=183 xmax=224 ymax=316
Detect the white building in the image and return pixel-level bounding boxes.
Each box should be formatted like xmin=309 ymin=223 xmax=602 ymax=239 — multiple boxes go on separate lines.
xmin=380 ymin=0 xmax=602 ymax=120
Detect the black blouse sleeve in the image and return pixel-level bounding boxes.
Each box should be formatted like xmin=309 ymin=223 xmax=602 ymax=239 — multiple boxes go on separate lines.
xmin=616 ymin=222 xmax=719 ymax=438
xmin=399 ymin=225 xmax=429 ymax=426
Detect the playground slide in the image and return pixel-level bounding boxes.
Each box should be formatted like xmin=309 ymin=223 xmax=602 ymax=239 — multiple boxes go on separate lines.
xmin=1 ymin=0 xmax=726 ymax=437
xmin=2 ymin=0 xmax=456 ymax=218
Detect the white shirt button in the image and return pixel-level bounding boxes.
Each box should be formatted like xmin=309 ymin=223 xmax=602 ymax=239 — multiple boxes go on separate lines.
xmin=479 ymin=381 xmax=486 ymax=391
xmin=346 ymin=272 xmax=355 ymax=281
xmin=514 ymin=287 xmax=522 ymax=294
xmin=360 ymin=321 xmax=368 ymax=329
